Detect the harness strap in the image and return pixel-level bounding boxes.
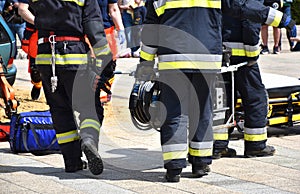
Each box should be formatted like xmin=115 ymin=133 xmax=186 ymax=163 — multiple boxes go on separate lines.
xmin=38 ymin=36 xmax=83 ymax=45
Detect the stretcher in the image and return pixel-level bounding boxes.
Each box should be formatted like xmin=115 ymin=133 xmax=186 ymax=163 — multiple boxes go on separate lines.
xmin=234 ymin=73 xmax=300 ymax=131
xmin=214 ymin=65 xmax=300 ymax=133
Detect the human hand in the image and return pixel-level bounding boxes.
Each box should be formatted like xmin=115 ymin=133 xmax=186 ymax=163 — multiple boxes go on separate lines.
xmin=135 ymin=61 xmax=155 ymax=81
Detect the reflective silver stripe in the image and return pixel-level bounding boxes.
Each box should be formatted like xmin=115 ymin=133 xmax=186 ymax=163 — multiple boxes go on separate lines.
xmin=56 ymin=130 xmax=80 ymax=144
xmin=189 ymin=141 xmax=213 ymax=149
xmin=244 ymin=43 xmax=260 ymax=53
xmin=57 ymin=133 xmax=79 ymax=142
xmin=158 ymin=54 xmax=222 ymax=63
xmin=224 ymin=42 xmax=260 ymax=52
xmin=162 ymin=143 xmax=187 ymax=153
xmin=213 ymin=127 xmax=228 ymax=134
xmin=36 ymin=54 xmax=87 ymax=65
xmin=154 ymin=0 xmax=221 ymax=16
xmin=141 ymin=44 xmax=157 ymax=55
xmin=94 ymin=45 xmax=110 ymax=56
xmin=80 ymin=119 xmax=101 ymax=132
xmin=223 ymin=42 xmax=244 ymax=50
xmin=265 ymin=8 xmax=283 ymax=27
xmin=244 ymin=127 xmax=267 ymax=135
xmin=265 ymin=8 xmax=277 ymax=25
xmin=153 ymin=0 xmax=167 ymax=10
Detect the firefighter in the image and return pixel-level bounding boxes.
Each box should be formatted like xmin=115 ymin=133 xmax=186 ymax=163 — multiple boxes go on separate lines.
xmin=135 ymin=0 xmax=297 ymax=182
xmin=18 ymin=2 xmax=41 ymax=101
xmin=25 ymin=0 xmax=114 ymax=175
xmin=213 ymin=1 xmax=297 ymax=159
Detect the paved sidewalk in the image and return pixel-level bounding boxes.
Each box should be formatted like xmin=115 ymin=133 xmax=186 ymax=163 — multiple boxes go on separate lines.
xmin=1 ymin=30 xmax=300 ymax=193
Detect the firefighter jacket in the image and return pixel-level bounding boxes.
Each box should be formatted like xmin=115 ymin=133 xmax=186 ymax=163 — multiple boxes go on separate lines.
xmin=140 ymin=0 xmax=288 ymax=72
xmin=29 ymin=0 xmax=110 ymax=70
xmin=222 ymin=15 xmax=262 ymax=65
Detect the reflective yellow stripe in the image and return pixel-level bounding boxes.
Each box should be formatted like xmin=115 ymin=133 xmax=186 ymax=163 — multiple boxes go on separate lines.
xmin=231 ymin=48 xmax=246 ymax=57
xmin=213 ymin=133 xmax=228 ymax=141
xmin=244 ymin=133 xmax=267 ymax=142
xmin=95 ymin=59 xmax=102 ymax=68
xmin=94 ymin=44 xmax=110 ymax=56
xmin=80 ymin=119 xmax=101 ymax=132
xmin=158 ymin=61 xmax=222 ymax=70
xmin=56 ymin=130 xmax=80 ymax=144
xmin=266 ymin=9 xmax=283 ymax=27
xmin=270 ymin=12 xmax=282 ymax=27
xmin=63 ymin=0 xmax=85 ymax=6
xmin=32 ymin=0 xmax=85 ymax=6
xmin=163 ymin=150 xmax=188 ymax=161
xmin=188 ymin=147 xmax=212 ymax=157
xmin=245 ymin=49 xmax=260 ymax=58
xmin=231 ymin=48 xmax=260 ymax=57
xmin=36 ymin=54 xmax=87 ymax=65
xmin=155 ymin=0 xmax=221 ymax=16
xmin=224 ymin=42 xmax=260 ymax=58
xmin=140 ymin=50 xmax=155 ymax=61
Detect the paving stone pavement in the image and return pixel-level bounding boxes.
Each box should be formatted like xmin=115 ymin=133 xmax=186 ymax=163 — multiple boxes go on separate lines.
xmin=0 ymin=27 xmax=300 ymax=194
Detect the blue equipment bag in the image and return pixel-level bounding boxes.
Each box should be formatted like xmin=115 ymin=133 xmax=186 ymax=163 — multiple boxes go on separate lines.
xmin=9 ymin=110 xmax=60 ymax=154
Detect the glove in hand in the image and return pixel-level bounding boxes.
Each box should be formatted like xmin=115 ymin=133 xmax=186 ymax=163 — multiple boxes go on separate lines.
xmin=118 ymin=30 xmax=126 ymax=45
xmin=135 ymin=61 xmax=155 ymax=81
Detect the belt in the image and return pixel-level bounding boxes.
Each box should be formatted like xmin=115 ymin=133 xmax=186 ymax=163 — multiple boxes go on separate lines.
xmin=38 ymin=36 xmax=83 ymax=45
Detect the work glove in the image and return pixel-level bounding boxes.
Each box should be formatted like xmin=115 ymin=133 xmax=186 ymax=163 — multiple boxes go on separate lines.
xmin=118 ymin=30 xmax=126 ymax=45
xmin=88 ymin=69 xmax=113 ymax=95
xmin=134 ymin=61 xmax=155 ymax=81
xmin=222 ymin=45 xmax=232 ymax=67
xmin=88 ymin=56 xmax=116 ymax=91
xmin=278 ymin=15 xmax=297 ymax=37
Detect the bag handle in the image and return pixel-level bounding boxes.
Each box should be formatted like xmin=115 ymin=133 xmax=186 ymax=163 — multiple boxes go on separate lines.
xmin=22 ymin=123 xmax=58 ymax=151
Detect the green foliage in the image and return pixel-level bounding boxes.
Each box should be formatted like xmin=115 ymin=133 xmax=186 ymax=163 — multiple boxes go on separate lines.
xmin=291 ymin=1 xmax=300 ymax=24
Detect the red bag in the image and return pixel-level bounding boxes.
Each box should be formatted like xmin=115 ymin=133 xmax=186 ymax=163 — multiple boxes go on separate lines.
xmin=0 ymin=122 xmax=10 ymax=142
xmin=21 ymin=27 xmax=38 ymax=58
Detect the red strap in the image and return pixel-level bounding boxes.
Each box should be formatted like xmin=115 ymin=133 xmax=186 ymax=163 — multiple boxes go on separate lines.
xmin=42 ymin=36 xmax=83 ymax=43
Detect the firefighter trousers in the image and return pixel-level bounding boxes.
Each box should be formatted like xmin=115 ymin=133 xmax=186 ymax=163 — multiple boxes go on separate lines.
xmin=38 ymin=66 xmax=104 ymax=163
xmin=158 ymin=71 xmax=215 ymax=170
xmin=214 ymin=63 xmax=268 ymax=151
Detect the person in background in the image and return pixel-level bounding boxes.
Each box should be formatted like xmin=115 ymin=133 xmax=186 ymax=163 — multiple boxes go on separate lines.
xmin=290 ymin=36 xmax=300 ymax=51
xmin=97 ymin=0 xmax=126 ymax=104
xmin=18 ymin=2 xmax=41 ymax=101
xmin=118 ymin=0 xmax=146 ymax=57
xmin=278 ymin=0 xmax=294 ymax=51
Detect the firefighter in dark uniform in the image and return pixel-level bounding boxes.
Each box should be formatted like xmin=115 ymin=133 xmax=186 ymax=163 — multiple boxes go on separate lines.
xmin=213 ymin=1 xmax=297 ymax=159
xmin=27 ymin=0 xmax=113 ymax=175
xmin=136 ymin=0 xmax=297 ymax=182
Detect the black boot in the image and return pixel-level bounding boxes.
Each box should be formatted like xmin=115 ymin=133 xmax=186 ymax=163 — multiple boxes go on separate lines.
xmin=213 ymin=147 xmax=237 ymax=159
xmin=65 ymin=158 xmax=87 ymax=173
xmin=31 ymin=85 xmax=41 ymax=100
xmin=81 ymin=138 xmax=103 ymax=175
xmin=192 ymin=163 xmax=210 ymax=178
xmin=244 ymin=145 xmax=275 ymax=158
xmin=165 ymin=168 xmax=182 ymax=182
